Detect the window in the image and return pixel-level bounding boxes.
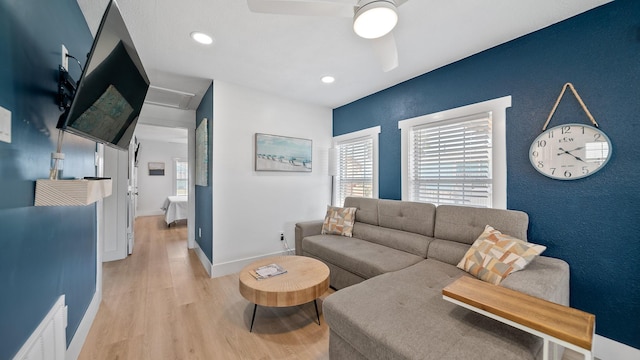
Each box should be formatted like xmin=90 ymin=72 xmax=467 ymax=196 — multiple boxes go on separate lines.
xmin=332 ymin=126 xmax=380 ymax=207
xmin=175 ymin=159 xmax=188 ymax=196
xmin=409 ymin=113 xmax=493 ymax=207
xmin=399 ymin=96 xmax=511 ymax=209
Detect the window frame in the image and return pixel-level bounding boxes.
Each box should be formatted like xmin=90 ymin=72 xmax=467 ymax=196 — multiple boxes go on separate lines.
xmin=332 ymin=126 xmax=381 ymax=207
xmin=398 ymin=96 xmax=511 ymax=209
xmin=174 ymin=158 xmax=189 ymax=196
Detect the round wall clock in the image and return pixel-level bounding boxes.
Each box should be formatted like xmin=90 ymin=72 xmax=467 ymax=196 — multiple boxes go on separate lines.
xmin=529 ymin=123 xmax=612 ymax=180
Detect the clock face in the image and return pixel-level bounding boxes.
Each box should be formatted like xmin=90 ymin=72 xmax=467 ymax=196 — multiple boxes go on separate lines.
xmin=529 ymin=124 xmax=612 ymax=180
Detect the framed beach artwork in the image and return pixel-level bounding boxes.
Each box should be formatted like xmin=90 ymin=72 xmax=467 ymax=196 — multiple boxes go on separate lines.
xmin=255 ymin=133 xmax=312 ymax=172
xmin=195 ymin=118 xmax=208 ymax=186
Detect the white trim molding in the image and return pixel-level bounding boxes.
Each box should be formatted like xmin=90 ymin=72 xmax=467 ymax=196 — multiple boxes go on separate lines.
xmin=332 ymin=126 xmax=381 ymax=206
xmin=211 ymin=250 xmax=291 ymax=278
xmin=398 ymin=96 xmax=511 ymax=209
xmin=332 ymin=125 xmax=381 ymax=144
xmin=66 ymin=291 xmax=101 ymax=360
xmin=194 ymin=241 xmax=213 ymax=277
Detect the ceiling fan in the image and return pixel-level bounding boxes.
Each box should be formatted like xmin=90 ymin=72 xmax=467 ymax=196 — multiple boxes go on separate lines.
xmin=247 ymin=0 xmax=410 ymax=72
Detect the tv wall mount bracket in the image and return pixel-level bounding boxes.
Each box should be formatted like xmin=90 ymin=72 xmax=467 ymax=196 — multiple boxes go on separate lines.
xmin=57 ymin=65 xmax=77 ymax=112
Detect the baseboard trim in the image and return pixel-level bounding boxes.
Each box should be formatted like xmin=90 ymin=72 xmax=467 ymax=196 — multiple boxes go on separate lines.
xmin=594 ymin=334 xmax=639 ymax=360
xmin=136 ymin=210 xmax=164 ymax=217
xmin=66 ymin=290 xmax=101 ymax=360
xmin=211 ymin=250 xmax=290 ymax=278
xmin=193 ymin=242 xmax=212 ymax=277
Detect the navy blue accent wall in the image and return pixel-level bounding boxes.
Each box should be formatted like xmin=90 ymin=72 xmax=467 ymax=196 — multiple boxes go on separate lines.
xmin=334 ymin=0 xmax=639 ymax=348
xmin=195 ymin=82 xmax=213 ymax=262
xmin=0 ymin=0 xmax=97 ymax=358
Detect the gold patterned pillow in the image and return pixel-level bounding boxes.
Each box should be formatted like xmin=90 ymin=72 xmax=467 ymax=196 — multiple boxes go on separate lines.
xmin=457 ymin=225 xmax=546 ymax=285
xmin=321 ymin=206 xmax=357 ymax=237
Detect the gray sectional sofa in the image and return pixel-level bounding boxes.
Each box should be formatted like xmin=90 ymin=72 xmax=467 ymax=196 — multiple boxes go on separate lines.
xmin=295 ymin=197 xmax=570 ymax=360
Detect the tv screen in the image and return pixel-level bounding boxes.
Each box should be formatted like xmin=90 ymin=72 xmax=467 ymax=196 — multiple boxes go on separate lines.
xmin=57 ymin=0 xmax=149 ymax=151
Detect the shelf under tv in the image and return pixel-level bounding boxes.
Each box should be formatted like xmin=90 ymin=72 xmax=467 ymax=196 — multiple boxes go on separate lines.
xmin=34 ymin=178 xmax=112 ymax=206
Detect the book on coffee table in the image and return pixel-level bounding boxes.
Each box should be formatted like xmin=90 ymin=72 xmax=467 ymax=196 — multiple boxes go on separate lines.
xmin=251 ymin=263 xmax=287 ymax=280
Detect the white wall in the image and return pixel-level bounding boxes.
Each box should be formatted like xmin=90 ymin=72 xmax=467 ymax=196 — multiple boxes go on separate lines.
xmin=210 ymin=81 xmax=332 ymax=275
xmin=136 ymin=139 xmax=188 ymax=216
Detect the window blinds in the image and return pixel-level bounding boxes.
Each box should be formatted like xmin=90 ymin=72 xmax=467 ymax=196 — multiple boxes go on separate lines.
xmin=176 ymin=160 xmax=188 ymax=196
xmin=336 ymin=137 xmax=374 ymax=207
xmin=409 ymin=113 xmax=493 ymax=207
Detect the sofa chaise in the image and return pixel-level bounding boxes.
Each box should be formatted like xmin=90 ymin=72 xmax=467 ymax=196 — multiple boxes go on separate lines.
xmin=295 ymin=197 xmax=569 ymax=359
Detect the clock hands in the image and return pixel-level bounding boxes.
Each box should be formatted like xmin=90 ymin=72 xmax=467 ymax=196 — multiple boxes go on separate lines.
xmin=557 ymin=146 xmax=583 ymax=155
xmin=557 ymin=147 xmax=586 ymax=163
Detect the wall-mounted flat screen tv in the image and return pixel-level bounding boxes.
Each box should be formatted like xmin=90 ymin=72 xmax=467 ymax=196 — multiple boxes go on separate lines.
xmin=57 ymin=0 xmax=149 ymax=151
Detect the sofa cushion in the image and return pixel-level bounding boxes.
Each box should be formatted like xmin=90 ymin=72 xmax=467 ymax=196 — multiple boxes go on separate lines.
xmin=500 ymin=256 xmax=570 ymax=305
xmin=321 ymin=206 xmax=357 ymax=237
xmin=323 ymin=259 xmax=541 ymax=360
xmin=344 ymin=197 xmax=379 ymax=226
xmin=378 ymin=199 xmax=436 ymax=237
xmin=352 ymin=222 xmax=432 ymax=257
xmin=425 ymin=239 xmax=471 ymax=266
xmin=457 ymin=225 xmax=547 ymax=285
xmin=301 ymin=235 xmax=424 ymax=280
xmin=434 ymin=205 xmax=529 ymax=245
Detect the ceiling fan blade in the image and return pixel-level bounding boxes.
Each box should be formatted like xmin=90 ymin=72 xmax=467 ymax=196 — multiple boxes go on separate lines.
xmin=370 ymin=32 xmax=399 ymax=72
xmin=247 ymin=0 xmax=354 ymax=17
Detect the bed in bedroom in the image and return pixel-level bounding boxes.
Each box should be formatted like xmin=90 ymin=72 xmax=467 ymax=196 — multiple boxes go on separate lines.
xmin=161 ymin=195 xmax=188 ymax=227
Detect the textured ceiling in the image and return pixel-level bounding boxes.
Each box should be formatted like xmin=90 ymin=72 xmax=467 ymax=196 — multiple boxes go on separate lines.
xmin=76 ymin=0 xmax=611 ymax=109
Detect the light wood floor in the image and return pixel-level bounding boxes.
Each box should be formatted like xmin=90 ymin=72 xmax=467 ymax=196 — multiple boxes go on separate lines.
xmin=79 ymin=216 xmax=330 ymax=360
xmin=79 ymin=215 xmax=583 ymax=360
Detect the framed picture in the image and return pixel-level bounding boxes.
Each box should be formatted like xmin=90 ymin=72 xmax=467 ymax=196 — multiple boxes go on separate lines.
xmin=255 ymin=133 xmax=312 ymax=172
xmin=148 ymin=162 xmax=165 ymax=176
xmin=195 ymin=118 xmax=208 ymax=186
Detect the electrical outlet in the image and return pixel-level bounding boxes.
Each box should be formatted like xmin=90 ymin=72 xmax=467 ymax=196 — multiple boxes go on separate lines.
xmin=61 ymin=45 xmax=69 ymax=71
xmin=280 ymin=231 xmax=284 ymax=241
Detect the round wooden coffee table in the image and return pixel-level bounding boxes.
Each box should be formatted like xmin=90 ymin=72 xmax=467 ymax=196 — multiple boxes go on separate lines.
xmin=239 ymin=255 xmax=330 ymax=332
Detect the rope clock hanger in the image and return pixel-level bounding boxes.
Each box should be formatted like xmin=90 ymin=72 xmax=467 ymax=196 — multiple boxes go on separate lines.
xmin=529 ymin=83 xmax=612 ymax=180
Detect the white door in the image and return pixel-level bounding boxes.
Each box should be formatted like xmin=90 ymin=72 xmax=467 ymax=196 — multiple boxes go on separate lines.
xmin=126 ymin=139 xmax=138 ymax=255
xmin=103 ymin=146 xmax=128 ymax=262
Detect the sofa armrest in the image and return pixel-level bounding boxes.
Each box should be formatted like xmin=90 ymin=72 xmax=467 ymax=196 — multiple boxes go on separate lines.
xmin=500 ymin=256 xmax=570 ymax=306
xmin=295 ymin=220 xmax=324 ymax=255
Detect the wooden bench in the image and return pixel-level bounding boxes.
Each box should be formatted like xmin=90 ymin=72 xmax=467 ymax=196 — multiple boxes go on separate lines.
xmin=443 ymin=276 xmax=595 ymax=360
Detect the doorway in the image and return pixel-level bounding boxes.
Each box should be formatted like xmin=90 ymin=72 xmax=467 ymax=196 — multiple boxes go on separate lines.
xmin=102 ymin=123 xmax=195 ymax=263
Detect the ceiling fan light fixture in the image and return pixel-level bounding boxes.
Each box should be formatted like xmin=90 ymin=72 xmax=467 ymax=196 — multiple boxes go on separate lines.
xmin=353 ymin=0 xmax=398 ymax=39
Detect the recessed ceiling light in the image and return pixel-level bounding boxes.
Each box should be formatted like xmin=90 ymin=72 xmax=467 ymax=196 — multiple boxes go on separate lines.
xmin=190 ymin=31 xmax=214 ymax=45
xmin=321 ymin=76 xmax=335 ymax=84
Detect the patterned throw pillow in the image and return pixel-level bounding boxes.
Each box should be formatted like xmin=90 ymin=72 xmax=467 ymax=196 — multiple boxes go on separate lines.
xmin=321 ymin=206 xmax=357 ymax=237
xmin=457 ymin=225 xmax=546 ymax=285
